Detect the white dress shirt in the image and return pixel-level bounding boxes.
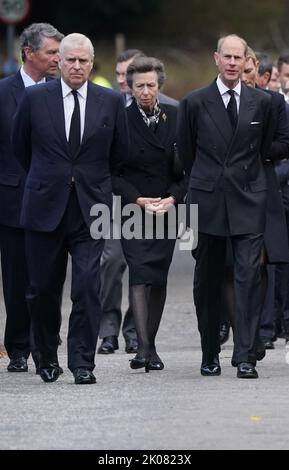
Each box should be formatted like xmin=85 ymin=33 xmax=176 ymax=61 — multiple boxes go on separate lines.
xmin=216 ymin=75 xmax=241 ymax=113
xmin=61 ymin=79 xmax=87 ymax=142
xmin=20 ymin=66 xmax=46 ymax=87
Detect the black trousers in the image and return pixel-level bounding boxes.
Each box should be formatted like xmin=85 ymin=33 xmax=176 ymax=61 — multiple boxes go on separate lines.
xmin=99 ymin=237 xmax=136 ymax=341
xmin=0 ymin=224 xmax=38 ymax=361
xmin=193 ymin=232 xmax=263 ymax=365
xmin=25 ymin=189 xmax=104 ymax=372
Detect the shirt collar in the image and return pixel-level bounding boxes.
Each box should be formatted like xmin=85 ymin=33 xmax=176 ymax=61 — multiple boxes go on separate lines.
xmin=20 ymin=66 xmax=46 ymax=87
xmin=61 ymin=78 xmax=88 ymax=99
xmin=216 ymin=75 xmax=241 ymax=97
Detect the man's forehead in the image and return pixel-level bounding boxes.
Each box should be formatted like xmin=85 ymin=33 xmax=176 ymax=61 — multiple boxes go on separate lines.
xmin=220 ymin=39 xmax=246 ymax=55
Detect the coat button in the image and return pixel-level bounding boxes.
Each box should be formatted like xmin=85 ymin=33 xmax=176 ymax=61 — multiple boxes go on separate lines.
xmin=243 ymin=185 xmax=248 ymax=191
xmin=243 ymin=165 xmax=248 ymax=170
xmin=250 ymin=144 xmax=254 ymax=149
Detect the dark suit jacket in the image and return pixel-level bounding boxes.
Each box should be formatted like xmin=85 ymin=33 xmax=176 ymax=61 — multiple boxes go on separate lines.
xmin=113 ymin=100 xmax=186 ymax=205
xmin=0 ymin=71 xmax=27 ymax=227
xmin=177 ymin=79 xmax=273 ymax=236
xmin=260 ymin=88 xmax=289 ymax=262
xmin=12 ymin=79 xmax=129 ymax=232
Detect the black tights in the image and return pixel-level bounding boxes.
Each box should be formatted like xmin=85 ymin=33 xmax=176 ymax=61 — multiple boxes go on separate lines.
xmin=129 ymin=284 xmax=167 ymax=359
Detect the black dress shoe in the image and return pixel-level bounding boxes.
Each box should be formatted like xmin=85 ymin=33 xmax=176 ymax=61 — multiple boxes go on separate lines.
xmin=36 ymin=365 xmax=63 ymax=375
xmin=7 ymin=356 xmax=28 ymax=372
xmin=200 ymin=356 xmax=221 ymax=376
xmin=97 ymin=336 xmax=119 ymax=354
xmin=125 ymin=338 xmax=138 ymax=354
xmin=219 ymin=322 xmax=230 ymax=345
xmin=39 ymin=363 xmax=61 ymax=383
xmin=260 ymin=337 xmax=275 ymax=350
xmin=237 ymin=362 xmax=258 ymax=379
xmin=130 ymin=355 xmax=150 ymax=373
xmin=73 ymin=368 xmax=96 ymax=384
xmin=147 ymin=359 xmax=164 ymax=370
xmin=256 ymin=340 xmax=266 ymax=361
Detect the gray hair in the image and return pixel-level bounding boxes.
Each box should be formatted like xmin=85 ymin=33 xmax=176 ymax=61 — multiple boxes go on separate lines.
xmin=59 ymin=33 xmax=94 ymax=59
xmin=117 ymin=49 xmax=145 ymax=64
xmin=20 ymin=23 xmax=64 ymax=62
xmin=126 ymin=56 xmax=166 ymax=89
xmin=217 ymin=34 xmax=248 ymax=56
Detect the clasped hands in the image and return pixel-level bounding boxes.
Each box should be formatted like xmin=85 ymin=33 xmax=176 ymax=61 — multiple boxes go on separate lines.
xmin=136 ymin=196 xmax=175 ymax=215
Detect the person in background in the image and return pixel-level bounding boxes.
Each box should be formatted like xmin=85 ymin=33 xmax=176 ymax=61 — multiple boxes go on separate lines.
xmin=0 ymin=22 xmax=63 ymax=374
xmin=268 ymin=63 xmax=281 ymax=92
xmin=90 ymin=60 xmax=112 ymax=89
xmin=97 ymin=50 xmax=144 ymax=355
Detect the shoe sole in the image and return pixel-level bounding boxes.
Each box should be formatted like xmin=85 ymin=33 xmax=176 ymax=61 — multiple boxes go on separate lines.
xmin=200 ymin=370 xmax=221 ymax=376
xmin=237 ymin=373 xmax=258 ymax=379
xmin=97 ymin=349 xmax=115 ymax=354
xmin=74 ymin=378 xmax=96 ymax=384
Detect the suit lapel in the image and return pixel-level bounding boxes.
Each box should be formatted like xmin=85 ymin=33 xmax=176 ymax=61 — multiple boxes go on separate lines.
xmin=204 ymin=80 xmax=234 ymax=146
xmin=235 ymin=83 xmax=256 ymax=136
xmin=128 ymin=100 xmax=165 ymax=150
xmin=11 ymin=71 xmax=25 ymax=105
xmin=80 ymin=82 xmax=104 ymax=151
xmin=45 ymin=79 xmax=69 ymax=155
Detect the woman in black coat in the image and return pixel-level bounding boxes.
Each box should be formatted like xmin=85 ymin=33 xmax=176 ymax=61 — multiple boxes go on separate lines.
xmin=113 ymin=57 xmax=187 ymax=371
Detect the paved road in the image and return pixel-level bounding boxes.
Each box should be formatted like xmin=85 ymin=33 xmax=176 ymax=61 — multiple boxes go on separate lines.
xmin=1 ymin=244 xmax=289 ymax=450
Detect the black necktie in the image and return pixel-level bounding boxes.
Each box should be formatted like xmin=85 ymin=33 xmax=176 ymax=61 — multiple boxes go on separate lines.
xmin=69 ymin=90 xmax=80 ymax=156
xmin=227 ymin=89 xmax=238 ymax=131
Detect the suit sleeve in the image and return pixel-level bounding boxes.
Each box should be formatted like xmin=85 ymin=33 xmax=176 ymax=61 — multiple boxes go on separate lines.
xmin=110 ymin=94 xmax=129 ymax=175
xmin=269 ymin=95 xmax=289 ymax=161
xmin=260 ymin=95 xmax=274 ymax=162
xmin=11 ymin=91 xmax=32 ymax=172
xmin=176 ymin=97 xmax=196 ymax=176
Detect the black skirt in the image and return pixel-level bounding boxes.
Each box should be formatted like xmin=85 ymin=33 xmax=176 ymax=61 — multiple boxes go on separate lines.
xmin=120 ymin=211 xmax=178 ymax=286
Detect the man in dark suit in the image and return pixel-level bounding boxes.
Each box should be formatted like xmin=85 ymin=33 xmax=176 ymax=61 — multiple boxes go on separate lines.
xmin=12 ymin=33 xmax=129 ymax=384
xmin=0 ymin=23 xmax=63 ymax=373
xmin=177 ymin=34 xmax=273 ymax=379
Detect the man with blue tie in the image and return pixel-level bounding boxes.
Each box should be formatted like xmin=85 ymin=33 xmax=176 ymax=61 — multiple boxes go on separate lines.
xmin=0 ymin=23 xmax=63 ymax=373
xmin=12 ymin=33 xmax=129 ymax=384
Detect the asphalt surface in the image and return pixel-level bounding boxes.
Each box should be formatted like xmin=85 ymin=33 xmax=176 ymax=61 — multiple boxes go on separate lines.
xmin=1 ymin=243 xmax=289 ymax=451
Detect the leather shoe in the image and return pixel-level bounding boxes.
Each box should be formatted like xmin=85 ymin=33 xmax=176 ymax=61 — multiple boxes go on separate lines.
xmin=36 ymin=365 xmax=63 ymax=375
xmin=7 ymin=356 xmax=28 ymax=372
xmin=237 ymin=362 xmax=258 ymax=379
xmin=39 ymin=362 xmax=61 ymax=382
xmin=260 ymin=337 xmax=275 ymax=350
xmin=200 ymin=356 xmax=221 ymax=376
xmin=219 ymin=322 xmax=230 ymax=345
xmin=73 ymin=368 xmax=96 ymax=384
xmin=256 ymin=340 xmax=266 ymax=361
xmin=148 ymin=353 xmax=164 ymax=370
xmin=130 ymin=355 xmax=150 ymax=373
xmin=125 ymin=337 xmax=138 ymax=354
xmin=97 ymin=336 xmax=119 ymax=354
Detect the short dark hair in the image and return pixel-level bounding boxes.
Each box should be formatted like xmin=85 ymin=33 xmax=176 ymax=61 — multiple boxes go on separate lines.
xmin=20 ymin=23 xmax=64 ymax=62
xmin=126 ymin=56 xmax=166 ymax=89
xmin=255 ymin=52 xmax=272 ymax=77
xmin=277 ymin=54 xmax=289 ymax=72
xmin=116 ymin=49 xmax=145 ymax=63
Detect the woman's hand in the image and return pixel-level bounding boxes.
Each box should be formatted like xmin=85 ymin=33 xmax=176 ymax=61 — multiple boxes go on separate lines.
xmin=135 ymin=197 xmax=161 ymax=209
xmin=143 ymin=196 xmax=176 ymax=215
